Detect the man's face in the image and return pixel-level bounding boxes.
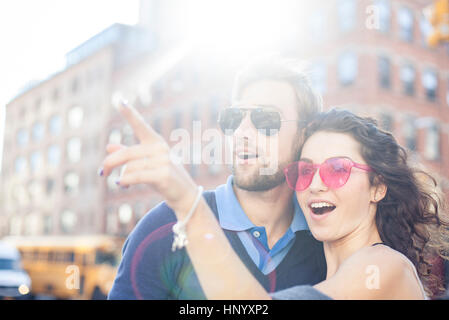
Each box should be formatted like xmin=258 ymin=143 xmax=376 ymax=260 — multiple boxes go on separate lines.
xmin=228 ymin=80 xmax=301 ymax=192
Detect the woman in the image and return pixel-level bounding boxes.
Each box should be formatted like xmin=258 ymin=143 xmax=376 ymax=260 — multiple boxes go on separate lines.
xmin=103 ymin=104 xmax=449 ymax=299
xmin=279 ymin=109 xmax=449 ymax=299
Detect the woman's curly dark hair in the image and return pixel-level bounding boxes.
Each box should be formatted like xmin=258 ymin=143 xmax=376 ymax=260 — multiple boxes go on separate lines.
xmin=301 ymin=109 xmax=449 ymax=298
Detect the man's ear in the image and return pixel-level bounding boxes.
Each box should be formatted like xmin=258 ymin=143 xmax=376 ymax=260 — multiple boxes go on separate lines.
xmin=371 ymin=177 xmax=387 ymax=203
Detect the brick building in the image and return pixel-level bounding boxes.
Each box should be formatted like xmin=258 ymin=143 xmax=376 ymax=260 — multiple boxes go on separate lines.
xmin=296 ymin=0 xmax=449 ymax=198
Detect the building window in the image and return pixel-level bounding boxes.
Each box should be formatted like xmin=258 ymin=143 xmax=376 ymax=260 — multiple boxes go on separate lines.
xmin=9 ymin=216 xmax=22 ymax=236
xmin=30 ymin=151 xmax=43 ymax=173
xmin=24 ymin=214 xmax=41 ymax=236
xmin=28 ymin=180 xmax=43 ymax=201
xmin=15 ymin=157 xmax=27 ymax=174
xmin=108 ymin=129 xmax=122 ymax=145
xmin=134 ymin=202 xmax=147 ymax=223
xmin=422 ymin=70 xmax=438 ymax=102
xmin=122 ymin=124 xmax=135 ymax=145
xmin=398 ymin=7 xmax=414 ymax=42
xmin=49 ymin=114 xmax=62 ymax=135
xmin=43 ymin=215 xmax=53 ymax=235
xmin=446 ymin=79 xmax=449 ymax=107
xmin=338 ymin=0 xmax=357 ymax=32
xmin=61 ymin=210 xmax=77 ymax=234
xmin=68 ymin=106 xmax=84 ymax=128
xmin=308 ymin=10 xmax=326 ymax=42
xmin=67 ymin=137 xmax=82 ymax=163
xmin=310 ymin=62 xmax=327 ymax=94
xmin=48 ymin=145 xmax=61 ymax=166
xmin=118 ymin=204 xmax=133 ymax=225
xmin=64 ymin=172 xmax=80 ymax=195
xmin=52 ymin=88 xmax=60 ymax=101
xmin=379 ymin=113 xmax=394 ymax=132
xmin=35 ymin=98 xmax=42 ymax=114
xmin=16 ymin=129 xmax=28 ymax=147
xmin=403 ymin=116 xmax=417 ymax=151
xmin=338 ymin=52 xmax=358 ymax=86
xmin=71 ymin=78 xmax=79 ymax=94
xmin=400 ymin=64 xmax=415 ymax=96
xmin=375 ymin=0 xmax=391 ymax=33
xmin=32 ymin=122 xmax=45 ymax=142
xmin=378 ymin=56 xmax=391 ymax=89
xmin=46 ymin=178 xmax=55 ymax=196
xmin=419 ymin=15 xmax=433 ymax=46
xmin=425 ymin=122 xmax=440 ymax=161
xmin=11 ymin=184 xmax=30 ymax=208
xmin=18 ymin=106 xmax=26 ymax=120
xmin=106 ymin=207 xmax=118 ymax=235
xmin=107 ymin=169 xmax=120 ymax=192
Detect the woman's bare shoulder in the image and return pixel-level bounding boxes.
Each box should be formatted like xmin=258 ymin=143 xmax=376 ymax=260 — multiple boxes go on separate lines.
xmin=316 ymin=245 xmax=424 ymax=300
xmin=343 ymin=244 xmax=410 ymax=268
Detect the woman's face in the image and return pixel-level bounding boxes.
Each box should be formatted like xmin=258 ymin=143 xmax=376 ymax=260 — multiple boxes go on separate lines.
xmin=297 ymin=131 xmax=381 ymax=243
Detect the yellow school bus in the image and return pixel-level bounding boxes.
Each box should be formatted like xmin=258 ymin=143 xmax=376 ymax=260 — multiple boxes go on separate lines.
xmin=2 ymin=235 xmax=124 ymax=300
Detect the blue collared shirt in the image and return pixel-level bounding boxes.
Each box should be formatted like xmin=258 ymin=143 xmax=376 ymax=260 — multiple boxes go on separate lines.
xmin=215 ymin=176 xmax=309 ymax=275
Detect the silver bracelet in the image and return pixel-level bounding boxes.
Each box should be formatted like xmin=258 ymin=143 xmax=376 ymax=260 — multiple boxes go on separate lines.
xmin=172 ymin=186 xmax=204 ymax=252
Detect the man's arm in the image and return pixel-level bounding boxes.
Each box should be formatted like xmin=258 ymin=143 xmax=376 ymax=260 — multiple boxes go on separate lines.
xmin=108 ymin=202 xmax=180 ymax=300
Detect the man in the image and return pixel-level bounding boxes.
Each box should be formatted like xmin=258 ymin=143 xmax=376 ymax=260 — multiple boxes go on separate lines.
xmin=107 ymin=56 xmax=326 ymax=299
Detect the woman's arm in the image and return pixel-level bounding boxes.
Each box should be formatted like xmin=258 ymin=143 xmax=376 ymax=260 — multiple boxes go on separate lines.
xmin=180 ymin=196 xmax=271 ymax=300
xmin=101 ymin=102 xmax=270 ymax=300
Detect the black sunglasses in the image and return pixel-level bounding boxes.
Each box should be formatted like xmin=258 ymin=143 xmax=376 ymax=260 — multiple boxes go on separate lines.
xmin=218 ymin=107 xmax=297 ymax=136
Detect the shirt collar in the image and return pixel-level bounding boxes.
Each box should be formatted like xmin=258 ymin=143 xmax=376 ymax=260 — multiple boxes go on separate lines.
xmin=215 ymin=176 xmax=309 ymax=232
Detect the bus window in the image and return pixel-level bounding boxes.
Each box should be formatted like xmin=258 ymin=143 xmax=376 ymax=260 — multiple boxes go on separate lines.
xmin=95 ymin=250 xmax=117 ymax=267
xmin=25 ymin=251 xmax=33 ymax=261
xmin=48 ymin=251 xmax=55 ymax=263
xmin=39 ymin=251 xmax=48 ymax=261
xmin=66 ymin=252 xmax=75 ymax=263
xmin=55 ymin=252 xmax=65 ymax=263
xmin=81 ymin=254 xmax=88 ymax=266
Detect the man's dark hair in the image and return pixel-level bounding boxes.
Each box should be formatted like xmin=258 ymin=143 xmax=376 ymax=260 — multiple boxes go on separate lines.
xmin=231 ymin=54 xmax=323 ymax=129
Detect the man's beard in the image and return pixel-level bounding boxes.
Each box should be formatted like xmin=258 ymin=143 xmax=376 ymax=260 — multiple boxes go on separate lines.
xmin=232 ymin=136 xmax=301 ymax=192
xmin=232 ymin=163 xmax=288 ymax=192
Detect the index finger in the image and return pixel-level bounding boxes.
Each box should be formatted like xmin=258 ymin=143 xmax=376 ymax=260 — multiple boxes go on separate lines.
xmin=118 ymin=99 xmax=164 ymax=144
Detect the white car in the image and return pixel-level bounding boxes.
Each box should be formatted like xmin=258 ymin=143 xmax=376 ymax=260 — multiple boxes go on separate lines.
xmin=0 ymin=241 xmax=31 ymax=299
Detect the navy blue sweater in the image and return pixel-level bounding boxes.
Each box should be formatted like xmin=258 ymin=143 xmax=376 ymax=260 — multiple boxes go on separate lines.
xmin=108 ymin=191 xmax=326 ymax=300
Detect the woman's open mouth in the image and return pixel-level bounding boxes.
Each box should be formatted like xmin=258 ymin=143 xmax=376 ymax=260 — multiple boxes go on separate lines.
xmin=308 ymin=201 xmax=336 ymax=219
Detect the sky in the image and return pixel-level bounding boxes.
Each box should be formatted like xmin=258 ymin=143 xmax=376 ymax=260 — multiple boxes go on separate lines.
xmin=0 ymin=0 xmax=140 ymax=171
